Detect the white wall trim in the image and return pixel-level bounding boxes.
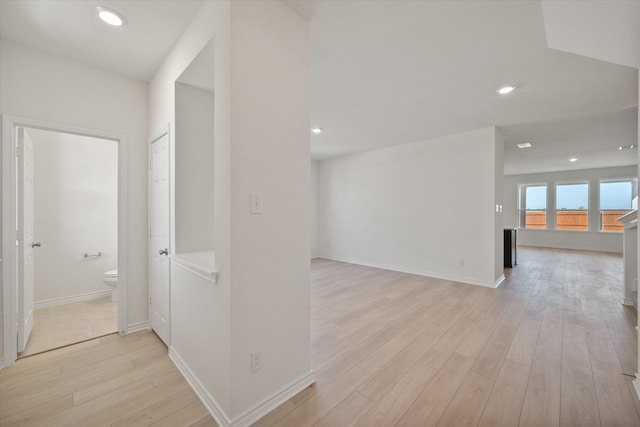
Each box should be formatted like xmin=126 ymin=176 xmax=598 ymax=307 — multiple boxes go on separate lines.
xmin=34 ymin=290 xmax=113 ymax=309
xmin=1 ymin=115 xmax=18 ymax=368
xmin=1 ymin=114 xmax=129 ymax=366
xmin=321 ymin=255 xmax=504 ymax=289
xmin=169 ymin=346 xmax=232 ymax=427
xmin=172 ymin=255 xmax=218 ymax=284
xmin=622 ymin=298 xmax=636 ymax=306
xmin=126 ymin=321 xmax=150 ymax=334
xmin=169 ymin=345 xmax=314 ymax=427
xmin=231 ymin=371 xmax=315 ymax=427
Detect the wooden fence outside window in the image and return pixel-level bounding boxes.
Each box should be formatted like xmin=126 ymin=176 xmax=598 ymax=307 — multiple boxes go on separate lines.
xmin=522 ymin=210 xmax=631 ymax=232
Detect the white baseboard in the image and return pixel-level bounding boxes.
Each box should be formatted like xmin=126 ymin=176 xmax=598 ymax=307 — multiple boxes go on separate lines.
xmin=126 ymin=321 xmax=150 ymax=334
xmin=169 ymin=346 xmax=315 ymax=427
xmin=169 ymin=346 xmax=232 ymax=427
xmin=232 ymin=370 xmax=315 ymax=427
xmin=322 ymin=255 xmax=504 ymax=288
xmin=34 ymin=289 xmax=112 ymax=309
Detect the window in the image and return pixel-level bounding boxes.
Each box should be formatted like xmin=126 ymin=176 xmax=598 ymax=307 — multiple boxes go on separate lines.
xmin=518 ymin=184 xmax=547 ymax=229
xmin=599 ymin=179 xmax=638 ymax=232
xmin=556 ymin=182 xmax=589 ymax=231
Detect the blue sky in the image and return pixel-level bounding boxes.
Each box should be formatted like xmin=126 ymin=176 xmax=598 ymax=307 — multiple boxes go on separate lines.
xmin=525 ymin=185 xmax=546 ymax=210
xmin=600 ymin=181 xmax=634 ymax=210
xmin=557 ymin=183 xmax=588 ymax=210
xmin=523 ymin=181 xmax=635 ymax=210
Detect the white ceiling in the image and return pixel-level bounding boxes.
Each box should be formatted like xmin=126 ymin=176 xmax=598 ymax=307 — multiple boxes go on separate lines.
xmin=1 ymin=0 xmax=638 ymax=175
xmin=502 ymin=107 xmax=638 ymax=175
xmin=542 ymin=0 xmax=640 ymax=69
xmin=0 ymin=0 xmax=203 ymax=80
xmin=305 ymin=0 xmax=638 ymax=172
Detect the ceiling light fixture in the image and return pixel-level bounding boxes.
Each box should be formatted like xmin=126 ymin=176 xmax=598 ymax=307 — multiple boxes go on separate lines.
xmin=517 ymin=142 xmax=532 ymax=149
xmin=97 ymin=6 xmax=126 ymax=27
xmin=618 ymin=144 xmax=637 ymax=150
xmin=498 ymin=85 xmax=516 ymax=95
xmin=311 ymin=128 xmax=323 ymax=134
xmin=569 ymin=158 xmax=578 ymax=162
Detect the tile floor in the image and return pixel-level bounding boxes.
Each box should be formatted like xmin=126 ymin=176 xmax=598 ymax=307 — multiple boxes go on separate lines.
xmin=19 ymin=296 xmax=117 ymax=358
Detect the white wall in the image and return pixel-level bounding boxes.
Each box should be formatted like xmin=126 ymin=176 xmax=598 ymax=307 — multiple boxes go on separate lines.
xmin=0 ymin=39 xmax=148 ymax=330
xmin=636 ymin=73 xmax=640 ymax=396
xmin=229 ymin=1 xmax=311 ymax=418
xmin=175 ymin=82 xmax=215 ymax=254
xmin=150 ymin=0 xmax=232 ymax=416
xmin=30 ymin=129 xmax=118 ymax=303
xmin=318 ymin=127 xmax=504 ymax=287
xmin=311 ymin=160 xmax=320 ymax=258
xmin=504 ymin=165 xmax=637 ymax=253
xmin=149 ymin=1 xmax=312 ymax=424
xmin=494 ymin=129 xmax=505 ymax=280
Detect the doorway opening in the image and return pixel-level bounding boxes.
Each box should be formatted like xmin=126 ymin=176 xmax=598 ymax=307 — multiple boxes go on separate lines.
xmin=19 ymin=128 xmax=118 ymax=357
xmin=2 ymin=116 xmax=128 ymax=367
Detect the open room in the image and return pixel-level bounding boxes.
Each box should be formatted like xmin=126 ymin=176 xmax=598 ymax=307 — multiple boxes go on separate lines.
xmin=0 ymin=1 xmax=639 ymax=426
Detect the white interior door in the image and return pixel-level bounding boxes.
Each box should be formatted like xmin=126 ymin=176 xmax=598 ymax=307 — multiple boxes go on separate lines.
xmin=150 ymin=133 xmax=170 ymax=345
xmin=17 ymin=128 xmax=35 ymax=353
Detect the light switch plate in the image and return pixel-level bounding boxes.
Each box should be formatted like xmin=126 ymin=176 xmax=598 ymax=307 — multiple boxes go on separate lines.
xmin=250 ymin=194 xmax=262 ymax=214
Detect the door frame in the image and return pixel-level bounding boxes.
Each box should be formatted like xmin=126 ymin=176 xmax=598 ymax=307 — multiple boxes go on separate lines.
xmin=1 ymin=115 xmax=128 ymax=367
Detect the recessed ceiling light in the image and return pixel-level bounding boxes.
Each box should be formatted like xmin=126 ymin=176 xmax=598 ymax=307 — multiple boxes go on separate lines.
xmin=517 ymin=142 xmax=532 ymax=149
xmin=498 ymin=85 xmax=516 ymax=95
xmin=619 ymin=146 xmax=624 ymax=150
xmin=311 ymin=128 xmax=323 ymax=134
xmin=97 ymin=6 xmax=126 ymax=27
xmin=569 ymin=158 xmax=578 ymax=162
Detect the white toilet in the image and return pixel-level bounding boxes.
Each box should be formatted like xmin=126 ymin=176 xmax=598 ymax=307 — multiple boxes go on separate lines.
xmin=103 ymin=270 xmax=118 ymax=302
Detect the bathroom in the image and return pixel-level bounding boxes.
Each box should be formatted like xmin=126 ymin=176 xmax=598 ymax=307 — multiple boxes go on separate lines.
xmin=19 ymin=127 xmax=118 ymax=357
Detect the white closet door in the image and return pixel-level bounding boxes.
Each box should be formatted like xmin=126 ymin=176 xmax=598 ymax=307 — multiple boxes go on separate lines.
xmin=150 ymin=133 xmax=171 ymax=345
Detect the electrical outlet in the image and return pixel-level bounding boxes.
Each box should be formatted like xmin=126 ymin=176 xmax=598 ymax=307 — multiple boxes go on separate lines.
xmin=459 ymin=259 xmax=465 ymax=267
xmin=251 ymin=350 xmax=263 ymax=372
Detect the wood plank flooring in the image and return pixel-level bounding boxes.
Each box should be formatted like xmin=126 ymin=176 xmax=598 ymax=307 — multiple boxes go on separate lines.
xmin=1 ymin=246 xmax=638 ymax=426
xmin=0 ymin=331 xmax=217 ymax=426
xmin=256 ymin=247 xmax=640 ymax=426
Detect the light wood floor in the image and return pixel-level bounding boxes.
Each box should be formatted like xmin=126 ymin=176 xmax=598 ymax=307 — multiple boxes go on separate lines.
xmin=2 ymin=247 xmax=638 ymax=426
xmin=254 ymin=247 xmax=640 ymax=426
xmin=20 ymin=296 xmax=117 ymax=358
xmin=0 ymin=331 xmax=217 ymax=426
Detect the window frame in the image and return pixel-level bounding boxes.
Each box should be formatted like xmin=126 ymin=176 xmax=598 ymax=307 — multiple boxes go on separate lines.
xmin=598 ymin=178 xmax=638 ymax=233
xmin=518 ymin=183 xmax=548 ymax=230
xmin=554 ymin=181 xmax=590 ymax=232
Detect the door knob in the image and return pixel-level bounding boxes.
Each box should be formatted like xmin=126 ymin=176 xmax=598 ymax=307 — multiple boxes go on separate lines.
xmin=159 ymin=248 xmax=168 ymax=256
xmin=32 ymin=242 xmax=41 ymax=248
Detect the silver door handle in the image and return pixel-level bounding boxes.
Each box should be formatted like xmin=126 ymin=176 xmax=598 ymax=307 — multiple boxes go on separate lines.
xmin=159 ymin=248 xmax=168 ymax=256
xmin=32 ymin=242 xmax=41 ymax=248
